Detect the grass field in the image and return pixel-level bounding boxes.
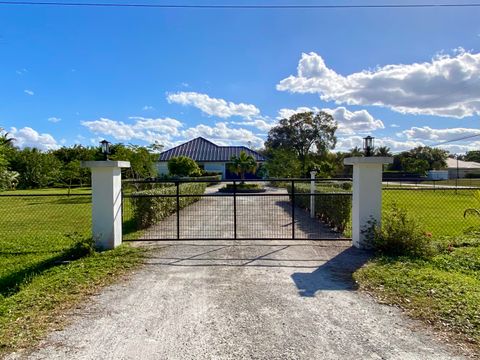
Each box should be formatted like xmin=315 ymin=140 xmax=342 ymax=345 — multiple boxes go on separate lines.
xmin=0 ymin=189 xmax=144 ymax=355
xmin=383 ymin=179 xmax=480 ymax=188
xmin=355 ymin=236 xmax=480 ymax=352
xmin=358 ymin=188 xmax=480 ymax=353
xmin=383 ymin=188 xmax=479 ymax=238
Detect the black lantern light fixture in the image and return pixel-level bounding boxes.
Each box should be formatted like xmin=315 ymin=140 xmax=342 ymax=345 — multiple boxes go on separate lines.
xmin=363 ymin=136 xmax=375 ymax=157
xmin=100 ymin=139 xmax=111 ymax=160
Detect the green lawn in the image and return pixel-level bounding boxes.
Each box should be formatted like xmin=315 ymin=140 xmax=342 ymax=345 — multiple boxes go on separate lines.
xmin=358 ymin=189 xmax=480 ymax=353
xmin=355 ymin=236 xmax=480 ymax=351
xmin=0 ymin=190 xmax=144 ymax=356
xmin=383 ymin=189 xmax=479 ymax=238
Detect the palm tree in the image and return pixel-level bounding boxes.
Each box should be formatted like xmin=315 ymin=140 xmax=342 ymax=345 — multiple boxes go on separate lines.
xmin=375 ymin=146 xmax=392 ymax=157
xmin=0 ymin=128 xmax=15 ymax=147
xmin=228 ymin=151 xmax=257 ymax=183
xmin=349 ymin=146 xmax=363 ymax=157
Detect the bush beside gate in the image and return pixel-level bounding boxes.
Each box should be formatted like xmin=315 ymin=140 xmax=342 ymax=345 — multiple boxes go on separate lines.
xmin=288 ymin=184 xmax=352 ymax=233
xmin=131 ymin=182 xmax=207 ymax=229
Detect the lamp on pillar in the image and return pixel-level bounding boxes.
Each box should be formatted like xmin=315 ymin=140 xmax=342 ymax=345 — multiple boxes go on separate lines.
xmin=363 ymin=136 xmax=375 ymax=157
xmin=100 ymin=139 xmax=111 ymax=160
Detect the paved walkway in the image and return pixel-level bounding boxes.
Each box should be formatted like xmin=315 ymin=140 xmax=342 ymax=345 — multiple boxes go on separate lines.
xmin=9 ymin=240 xmax=466 ymax=360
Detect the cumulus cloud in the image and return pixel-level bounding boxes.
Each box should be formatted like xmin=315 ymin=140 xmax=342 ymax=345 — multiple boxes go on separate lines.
xmin=167 ymin=91 xmax=260 ymax=118
xmin=400 ymin=126 xmax=480 ymax=142
xmin=277 ymin=106 xmax=384 ymax=134
xmin=277 ymin=50 xmax=480 ymax=118
xmin=48 ymin=117 xmax=61 ymax=123
xmin=230 ymin=118 xmax=275 ymax=132
xmin=10 ymin=127 xmax=58 ymax=150
xmin=81 ymin=117 xmax=183 ymax=146
xmin=24 ymin=89 xmax=34 ymax=96
xmin=182 ymin=122 xmax=264 ymax=148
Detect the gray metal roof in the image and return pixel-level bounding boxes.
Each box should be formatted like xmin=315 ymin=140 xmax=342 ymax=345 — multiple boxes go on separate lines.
xmin=158 ymin=137 xmax=266 ymax=162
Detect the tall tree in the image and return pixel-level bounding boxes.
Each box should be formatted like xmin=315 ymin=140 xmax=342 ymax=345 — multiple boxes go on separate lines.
xmin=464 ymin=150 xmax=480 ymax=163
xmin=265 ymin=111 xmax=337 ymax=176
xmin=10 ymin=148 xmax=62 ymax=188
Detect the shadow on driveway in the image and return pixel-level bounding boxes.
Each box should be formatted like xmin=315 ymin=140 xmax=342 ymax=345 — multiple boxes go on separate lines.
xmin=291 ymin=247 xmax=372 ymax=296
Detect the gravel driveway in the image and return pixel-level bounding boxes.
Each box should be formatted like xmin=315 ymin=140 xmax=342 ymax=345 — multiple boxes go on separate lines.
xmin=9 ymin=240 xmax=465 ymax=360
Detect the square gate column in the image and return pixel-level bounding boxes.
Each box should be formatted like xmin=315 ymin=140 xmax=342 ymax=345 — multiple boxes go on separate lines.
xmin=81 ymin=161 xmax=131 ymax=250
xmin=344 ymin=157 xmax=393 ymax=249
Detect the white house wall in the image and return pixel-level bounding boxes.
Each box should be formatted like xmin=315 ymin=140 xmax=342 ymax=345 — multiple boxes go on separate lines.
xmin=202 ymin=162 xmax=226 ymax=178
xmin=157 ymin=162 xmax=169 ymax=176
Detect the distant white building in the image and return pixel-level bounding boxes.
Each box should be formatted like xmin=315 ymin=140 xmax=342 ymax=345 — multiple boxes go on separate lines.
xmin=446 ymin=158 xmax=480 ymax=179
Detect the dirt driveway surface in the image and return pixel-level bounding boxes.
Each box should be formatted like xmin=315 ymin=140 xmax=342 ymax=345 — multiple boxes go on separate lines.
xmin=9 ymin=240 xmax=465 ymax=360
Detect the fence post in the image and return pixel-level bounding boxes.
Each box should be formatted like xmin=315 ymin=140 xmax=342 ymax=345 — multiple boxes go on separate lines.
xmin=176 ymin=181 xmax=180 ymax=240
xmin=344 ymin=157 xmax=393 ymax=249
xmin=81 ymin=161 xmax=131 ymax=250
xmin=310 ymin=171 xmax=316 ymax=218
xmin=291 ymin=179 xmax=295 ymax=239
xmin=233 ymin=180 xmax=237 ymax=239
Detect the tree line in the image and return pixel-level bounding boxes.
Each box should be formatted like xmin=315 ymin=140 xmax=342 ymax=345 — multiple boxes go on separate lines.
xmin=1 ymin=111 xmax=470 ymax=190
xmin=0 ymin=128 xmax=161 ymax=190
xmin=261 ymin=112 xmax=454 ymax=178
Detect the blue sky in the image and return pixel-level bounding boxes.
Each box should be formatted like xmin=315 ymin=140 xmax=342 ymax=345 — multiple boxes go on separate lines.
xmin=1 ymin=0 xmax=480 ymax=153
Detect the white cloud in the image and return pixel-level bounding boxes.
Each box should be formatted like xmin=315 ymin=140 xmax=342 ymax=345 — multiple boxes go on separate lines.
xmin=390 ymin=124 xmax=400 ymax=128
xmin=439 ymin=142 xmax=480 ymax=154
xmin=182 ymin=122 xmax=264 ymax=148
xmin=230 ymin=118 xmax=275 ymax=132
xmin=400 ymin=126 xmax=480 ymax=142
xmin=142 ymin=105 xmax=154 ymax=111
xmin=24 ymin=89 xmax=34 ymax=96
xmin=167 ymin=91 xmax=260 ymax=118
xmin=81 ymin=117 xmax=183 ymax=146
xmin=277 ymin=50 xmax=480 ymax=118
xmin=277 ymin=106 xmax=384 ymax=135
xmin=10 ymin=127 xmax=58 ymax=150
xmin=48 ymin=117 xmax=61 ymax=123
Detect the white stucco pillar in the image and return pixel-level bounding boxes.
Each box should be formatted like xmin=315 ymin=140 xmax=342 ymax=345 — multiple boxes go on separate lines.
xmin=344 ymin=157 xmax=393 ymax=249
xmin=81 ymin=161 xmax=131 ymax=250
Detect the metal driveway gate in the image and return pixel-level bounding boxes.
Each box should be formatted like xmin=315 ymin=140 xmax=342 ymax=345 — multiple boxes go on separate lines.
xmin=122 ymin=179 xmax=352 ymax=241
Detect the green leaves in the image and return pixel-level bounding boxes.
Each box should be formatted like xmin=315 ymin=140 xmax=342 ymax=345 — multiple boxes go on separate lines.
xmin=167 ymin=156 xmax=202 ymax=177
xmin=131 ymin=183 xmax=207 ymax=228
xmin=265 ymin=111 xmax=337 ymax=176
xmin=228 ymin=151 xmax=257 ymax=180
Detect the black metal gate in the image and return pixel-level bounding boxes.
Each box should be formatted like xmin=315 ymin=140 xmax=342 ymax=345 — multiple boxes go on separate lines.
xmin=122 ymin=179 xmax=352 ymax=241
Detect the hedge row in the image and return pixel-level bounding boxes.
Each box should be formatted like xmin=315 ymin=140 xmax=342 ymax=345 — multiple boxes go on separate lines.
xmin=288 ymin=183 xmax=352 ymax=233
xmin=131 ymin=182 xmax=207 ymax=229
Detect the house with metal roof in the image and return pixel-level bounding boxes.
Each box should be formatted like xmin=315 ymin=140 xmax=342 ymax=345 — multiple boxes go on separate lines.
xmin=446 ymin=158 xmax=480 ymax=179
xmin=157 ymin=137 xmax=267 ymax=179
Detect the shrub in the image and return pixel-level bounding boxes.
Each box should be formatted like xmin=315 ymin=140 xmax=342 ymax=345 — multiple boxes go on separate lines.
xmin=288 ymin=183 xmax=352 ymax=233
xmin=219 ymin=183 xmax=265 ymax=193
xmin=131 ymin=182 xmax=207 ymax=228
xmin=362 ymin=203 xmax=435 ymax=258
xmin=465 ymin=172 xmax=480 ymax=179
xmin=185 ymin=174 xmax=222 ymax=185
xmin=167 ymin=156 xmax=202 ymax=177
